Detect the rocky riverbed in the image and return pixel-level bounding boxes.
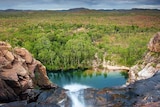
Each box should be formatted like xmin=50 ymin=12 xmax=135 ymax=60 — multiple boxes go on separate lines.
xmin=1 ymin=71 xmax=160 ymax=107
xmin=1 ymin=32 xmax=160 ymax=107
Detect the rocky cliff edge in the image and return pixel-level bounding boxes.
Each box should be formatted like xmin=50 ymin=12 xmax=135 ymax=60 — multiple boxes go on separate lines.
xmin=0 ymin=41 xmax=56 ymax=103
xmin=128 ymin=32 xmax=160 ymax=83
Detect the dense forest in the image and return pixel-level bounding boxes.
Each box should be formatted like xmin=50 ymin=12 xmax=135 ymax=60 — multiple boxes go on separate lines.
xmin=0 ymin=9 xmax=160 ymax=71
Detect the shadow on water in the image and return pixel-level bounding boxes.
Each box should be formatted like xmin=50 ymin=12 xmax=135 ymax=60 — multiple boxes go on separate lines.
xmin=47 ymin=69 xmax=128 ymax=89
xmin=120 ymin=71 xmax=129 ymax=79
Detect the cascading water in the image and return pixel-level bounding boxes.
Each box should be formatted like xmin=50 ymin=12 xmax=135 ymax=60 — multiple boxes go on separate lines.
xmin=49 ymin=70 xmax=128 ymax=107
xmin=63 ymin=83 xmax=91 ymax=107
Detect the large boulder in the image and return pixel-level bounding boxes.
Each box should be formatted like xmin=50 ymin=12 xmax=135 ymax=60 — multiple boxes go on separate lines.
xmin=148 ymin=32 xmax=160 ymax=52
xmin=14 ymin=47 xmax=33 ymax=64
xmin=1 ymin=50 xmax=14 ymax=62
xmin=0 ymin=41 xmax=56 ymax=103
xmin=32 ymin=61 xmax=55 ymax=89
xmin=0 ymin=41 xmax=11 ymax=50
xmin=137 ymin=63 xmax=156 ymax=80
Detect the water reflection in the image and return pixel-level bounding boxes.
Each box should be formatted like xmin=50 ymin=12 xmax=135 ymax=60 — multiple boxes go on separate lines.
xmin=48 ymin=69 xmax=128 ymax=89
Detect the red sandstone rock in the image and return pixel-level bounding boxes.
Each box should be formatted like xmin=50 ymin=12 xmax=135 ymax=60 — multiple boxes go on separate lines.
xmin=34 ymin=61 xmax=53 ymax=88
xmin=0 ymin=41 xmax=55 ymax=102
xmin=0 ymin=41 xmax=12 ymax=50
xmin=14 ymin=47 xmax=26 ymax=56
xmin=24 ymin=49 xmax=33 ymax=64
xmin=0 ymin=68 xmax=18 ymax=81
xmin=0 ymin=56 xmax=10 ymax=68
xmin=0 ymin=49 xmax=14 ymax=69
xmin=1 ymin=50 xmax=14 ymax=62
xmin=27 ymin=59 xmax=38 ymax=77
xmin=14 ymin=47 xmax=33 ymax=64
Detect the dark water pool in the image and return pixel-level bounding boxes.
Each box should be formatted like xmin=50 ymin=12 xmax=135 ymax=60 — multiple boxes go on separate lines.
xmin=48 ymin=70 xmax=128 ymax=89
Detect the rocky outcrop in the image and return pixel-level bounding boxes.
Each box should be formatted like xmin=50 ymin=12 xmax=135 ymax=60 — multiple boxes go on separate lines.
xmin=92 ymin=52 xmax=129 ymax=71
xmin=148 ymin=32 xmax=160 ymax=52
xmin=82 ymin=71 xmax=160 ymax=107
xmin=0 ymin=41 xmax=56 ymax=103
xmin=0 ymin=87 xmax=68 ymax=107
xmin=128 ymin=32 xmax=160 ymax=83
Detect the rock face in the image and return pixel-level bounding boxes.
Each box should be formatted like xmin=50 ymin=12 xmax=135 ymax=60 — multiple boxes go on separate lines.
xmin=148 ymin=32 xmax=160 ymax=52
xmin=128 ymin=32 xmax=160 ymax=83
xmin=2 ymin=72 xmax=160 ymax=107
xmin=0 ymin=41 xmax=56 ymax=103
xmin=0 ymin=87 xmax=68 ymax=107
xmin=82 ymin=71 xmax=160 ymax=107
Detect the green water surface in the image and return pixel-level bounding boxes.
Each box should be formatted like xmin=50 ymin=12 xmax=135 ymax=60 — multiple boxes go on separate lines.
xmin=48 ymin=70 xmax=128 ymax=89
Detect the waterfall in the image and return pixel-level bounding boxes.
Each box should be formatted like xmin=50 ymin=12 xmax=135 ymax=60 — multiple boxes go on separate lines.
xmin=63 ymin=83 xmax=90 ymax=107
